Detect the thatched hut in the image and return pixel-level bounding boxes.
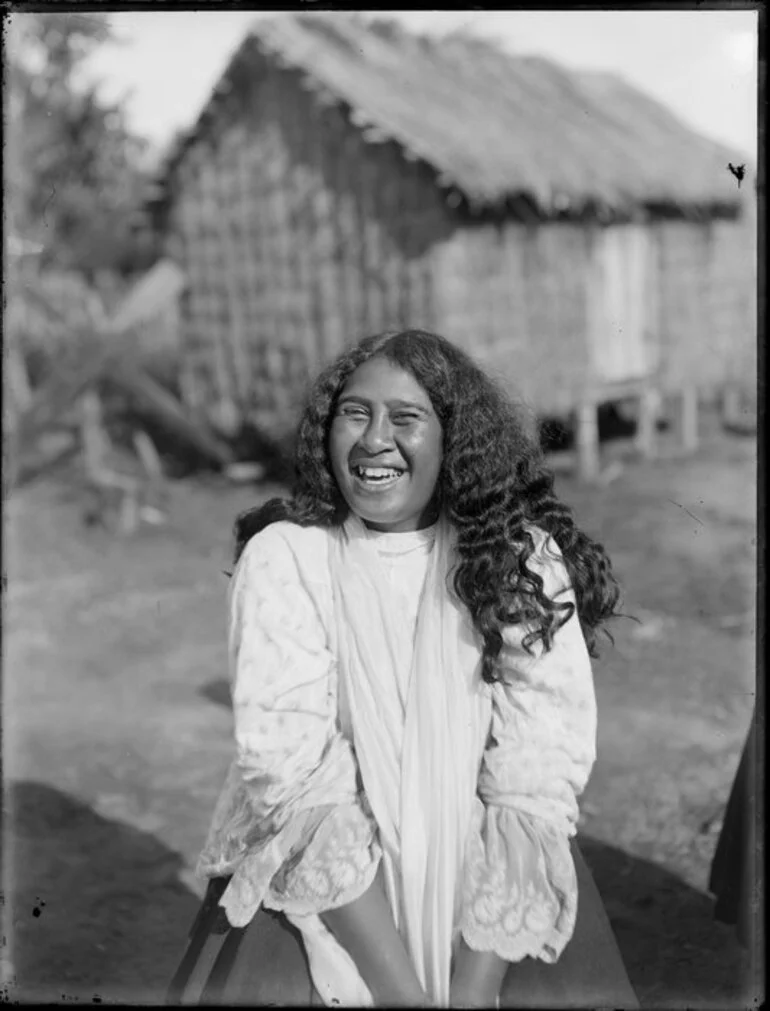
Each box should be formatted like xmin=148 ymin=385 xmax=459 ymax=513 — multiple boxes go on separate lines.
xmin=150 ymin=13 xmax=755 ymax=476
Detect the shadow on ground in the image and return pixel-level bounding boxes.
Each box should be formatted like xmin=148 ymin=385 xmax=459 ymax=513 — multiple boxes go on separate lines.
xmin=4 ymin=780 xmax=200 ymax=1005
xmin=199 ymin=678 xmax=231 ymax=709
xmin=579 ymin=835 xmax=751 ymax=1009
xmin=4 ymin=781 xmax=753 ymax=1008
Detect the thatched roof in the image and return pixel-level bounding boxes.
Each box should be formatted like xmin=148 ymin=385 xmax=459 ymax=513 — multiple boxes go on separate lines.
xmin=166 ymin=12 xmax=747 ymax=216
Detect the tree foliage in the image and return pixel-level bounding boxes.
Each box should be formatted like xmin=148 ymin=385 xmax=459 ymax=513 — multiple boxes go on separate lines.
xmin=7 ymin=12 xmax=158 ymax=279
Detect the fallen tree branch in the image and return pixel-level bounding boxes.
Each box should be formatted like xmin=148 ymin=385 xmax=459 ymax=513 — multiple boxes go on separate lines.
xmin=104 ymin=362 xmax=233 ymax=467
xmin=10 ymin=281 xmax=235 ymax=488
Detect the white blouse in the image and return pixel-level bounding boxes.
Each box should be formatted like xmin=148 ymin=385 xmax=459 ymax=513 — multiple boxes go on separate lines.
xmin=197 ymin=520 xmax=597 ymax=965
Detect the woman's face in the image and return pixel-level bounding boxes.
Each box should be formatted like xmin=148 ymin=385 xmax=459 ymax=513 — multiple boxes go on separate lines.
xmin=329 ymin=357 xmax=443 ymax=532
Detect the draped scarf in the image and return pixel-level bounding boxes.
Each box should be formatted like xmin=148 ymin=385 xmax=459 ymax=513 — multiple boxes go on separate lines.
xmin=323 ymin=514 xmax=492 ymax=1006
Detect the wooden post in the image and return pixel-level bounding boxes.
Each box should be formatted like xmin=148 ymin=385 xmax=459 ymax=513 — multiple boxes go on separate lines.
xmin=636 ymin=386 xmax=659 ymax=459
xmin=722 ymin=382 xmax=742 ymax=426
xmin=80 ymin=389 xmax=140 ymax=535
xmin=675 ymin=385 xmax=699 ymax=453
xmin=575 ymin=401 xmax=600 ymax=481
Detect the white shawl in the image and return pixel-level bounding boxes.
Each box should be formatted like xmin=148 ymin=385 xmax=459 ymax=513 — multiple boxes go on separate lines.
xmin=291 ymin=515 xmax=492 ymax=1006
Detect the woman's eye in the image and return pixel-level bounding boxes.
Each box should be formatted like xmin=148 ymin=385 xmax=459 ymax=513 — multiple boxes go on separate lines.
xmin=393 ymin=413 xmax=419 ymax=425
xmin=339 ymin=406 xmax=368 ymax=419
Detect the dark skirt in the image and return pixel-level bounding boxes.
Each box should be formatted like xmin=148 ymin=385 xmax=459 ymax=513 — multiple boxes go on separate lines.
xmin=709 ymin=712 xmax=757 ymax=947
xmin=167 ymin=840 xmax=639 ymax=1008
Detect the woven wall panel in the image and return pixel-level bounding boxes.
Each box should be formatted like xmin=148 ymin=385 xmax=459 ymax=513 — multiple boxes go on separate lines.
xmin=432 ymin=221 xmax=594 ymax=413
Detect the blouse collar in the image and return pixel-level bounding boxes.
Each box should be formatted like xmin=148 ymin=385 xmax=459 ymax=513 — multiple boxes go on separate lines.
xmin=363 ymin=522 xmax=438 ymax=556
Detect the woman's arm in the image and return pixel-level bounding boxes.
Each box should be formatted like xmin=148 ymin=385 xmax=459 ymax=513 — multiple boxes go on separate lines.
xmin=457 ymin=532 xmax=597 ymax=1003
xmin=202 ymin=528 xmax=378 ymax=929
xmin=321 ymin=868 xmax=429 ymax=1007
xmin=228 ymin=529 xmax=362 ymax=833
xmin=450 ymin=940 xmax=509 ymax=1008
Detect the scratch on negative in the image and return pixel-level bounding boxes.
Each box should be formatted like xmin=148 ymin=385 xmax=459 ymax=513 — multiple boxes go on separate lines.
xmin=666 ymin=499 xmax=705 ymax=526
xmin=42 ymin=183 xmax=57 ymax=225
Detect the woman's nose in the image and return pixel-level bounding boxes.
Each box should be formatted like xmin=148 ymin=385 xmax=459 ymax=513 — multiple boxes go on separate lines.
xmin=359 ymin=414 xmax=394 ymax=452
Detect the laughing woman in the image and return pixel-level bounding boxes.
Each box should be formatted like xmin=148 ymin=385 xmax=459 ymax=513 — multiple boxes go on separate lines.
xmin=167 ymin=330 xmax=639 ymax=1008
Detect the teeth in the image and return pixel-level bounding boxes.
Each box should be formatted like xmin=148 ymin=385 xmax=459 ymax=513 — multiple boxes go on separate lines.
xmin=355 ymin=466 xmax=402 ymax=480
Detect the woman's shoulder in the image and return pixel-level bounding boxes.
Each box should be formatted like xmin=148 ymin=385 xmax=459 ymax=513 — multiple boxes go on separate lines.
xmin=243 ymin=519 xmax=331 ymax=550
xmin=238 ymin=521 xmax=333 ymax=584
xmin=229 ymin=522 xmax=335 ymax=640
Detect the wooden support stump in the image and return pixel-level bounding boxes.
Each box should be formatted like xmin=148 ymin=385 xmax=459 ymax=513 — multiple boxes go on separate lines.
xmin=721 ymin=381 xmax=757 ymax=435
xmin=575 ymin=401 xmax=600 ymax=481
xmin=722 ymin=383 xmax=743 ymax=424
xmin=635 ymin=387 xmax=659 ymax=459
xmin=674 ymin=385 xmax=699 ymax=453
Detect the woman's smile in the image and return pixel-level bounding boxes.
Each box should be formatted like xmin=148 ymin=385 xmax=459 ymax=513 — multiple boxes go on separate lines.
xmin=329 ymin=357 xmax=443 ymax=532
xmin=349 ymin=462 xmax=406 ymax=491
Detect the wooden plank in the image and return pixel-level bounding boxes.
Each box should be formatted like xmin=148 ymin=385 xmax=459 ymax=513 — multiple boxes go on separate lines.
xmin=336 ymin=124 xmax=367 ymax=343
xmin=240 ymin=133 xmax=274 ymax=407
xmin=197 ymin=159 xmax=238 ymax=416
xmin=275 ymin=73 xmax=314 ymax=407
xmin=325 ymin=106 xmax=356 ymax=356
xmin=308 ymin=109 xmax=343 ymax=366
xmin=357 ymin=148 xmax=387 ymax=332
xmin=215 ymin=125 xmax=252 ymax=408
xmin=588 ymin=225 xmax=653 ymax=385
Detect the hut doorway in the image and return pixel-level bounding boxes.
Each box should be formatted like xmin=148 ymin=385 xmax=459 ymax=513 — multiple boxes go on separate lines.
xmin=587 ymin=224 xmax=658 ymax=384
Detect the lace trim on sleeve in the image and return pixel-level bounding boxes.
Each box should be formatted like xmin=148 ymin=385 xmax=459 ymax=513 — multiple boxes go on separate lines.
xmin=211 ymin=809 xmax=317 ymax=928
xmin=461 ymin=801 xmax=578 ymax=963
xmin=266 ymin=802 xmax=382 ymax=916
xmin=200 ymin=801 xmax=381 ymax=929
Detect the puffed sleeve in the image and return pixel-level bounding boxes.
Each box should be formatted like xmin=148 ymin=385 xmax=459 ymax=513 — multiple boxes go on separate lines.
xmin=461 ymin=529 xmax=597 ymax=963
xmin=196 ymin=525 xmax=381 ymax=928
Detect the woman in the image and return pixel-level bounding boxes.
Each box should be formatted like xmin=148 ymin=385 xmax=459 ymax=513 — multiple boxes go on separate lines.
xmin=168 ymin=329 xmax=638 ymax=1007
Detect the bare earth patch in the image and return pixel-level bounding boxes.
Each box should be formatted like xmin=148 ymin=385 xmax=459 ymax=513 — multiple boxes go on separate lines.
xmin=2 ymin=428 xmax=758 ymax=1006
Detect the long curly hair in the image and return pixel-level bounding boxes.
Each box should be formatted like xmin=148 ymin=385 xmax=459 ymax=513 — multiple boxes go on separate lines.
xmin=234 ymin=329 xmax=622 ymax=683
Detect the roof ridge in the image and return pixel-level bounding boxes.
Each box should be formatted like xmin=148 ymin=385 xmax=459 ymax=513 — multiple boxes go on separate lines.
xmin=160 ymin=11 xmax=743 ymax=213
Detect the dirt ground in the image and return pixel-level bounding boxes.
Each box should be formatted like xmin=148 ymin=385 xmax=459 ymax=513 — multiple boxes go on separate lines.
xmin=2 ymin=418 xmax=759 ymax=1007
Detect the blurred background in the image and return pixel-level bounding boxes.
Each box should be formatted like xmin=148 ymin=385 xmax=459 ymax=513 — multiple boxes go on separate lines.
xmin=2 ymin=8 xmax=759 ymax=1007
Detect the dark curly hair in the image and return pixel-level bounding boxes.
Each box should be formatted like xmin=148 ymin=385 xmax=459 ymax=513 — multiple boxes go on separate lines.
xmin=234 ymin=329 xmax=622 ymax=683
